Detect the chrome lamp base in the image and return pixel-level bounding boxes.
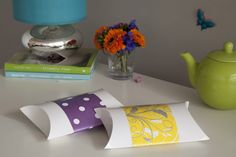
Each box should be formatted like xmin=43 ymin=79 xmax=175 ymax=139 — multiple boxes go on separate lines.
xmin=22 ymin=25 xmax=83 ymax=64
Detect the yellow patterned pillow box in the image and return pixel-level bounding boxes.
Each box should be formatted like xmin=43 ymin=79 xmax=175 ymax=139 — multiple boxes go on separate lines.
xmin=95 ymin=101 xmax=209 ymax=149
xmin=124 ymin=105 xmax=178 ymax=146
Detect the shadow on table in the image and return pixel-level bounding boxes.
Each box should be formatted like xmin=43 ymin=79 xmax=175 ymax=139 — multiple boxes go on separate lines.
xmin=84 ymin=126 xmax=109 ymax=149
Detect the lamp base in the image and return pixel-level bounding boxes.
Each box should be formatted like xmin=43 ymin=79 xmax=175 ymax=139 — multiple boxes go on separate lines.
xmin=22 ymin=25 xmax=83 ymax=64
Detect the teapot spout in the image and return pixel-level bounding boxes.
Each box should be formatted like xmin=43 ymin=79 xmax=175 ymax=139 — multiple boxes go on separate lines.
xmin=180 ymin=52 xmax=198 ymax=88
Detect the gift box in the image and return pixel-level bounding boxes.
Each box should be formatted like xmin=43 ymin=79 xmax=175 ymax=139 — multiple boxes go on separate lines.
xmin=20 ymin=89 xmax=123 ymax=139
xmin=95 ymin=101 xmax=209 ymax=149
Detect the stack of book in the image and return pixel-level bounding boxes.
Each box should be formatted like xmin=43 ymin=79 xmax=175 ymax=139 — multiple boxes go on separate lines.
xmin=4 ymin=48 xmax=99 ymax=80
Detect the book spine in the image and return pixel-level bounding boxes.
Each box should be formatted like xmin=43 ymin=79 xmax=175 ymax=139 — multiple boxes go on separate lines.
xmin=5 ymin=71 xmax=91 ymax=80
xmin=4 ymin=63 xmax=91 ymax=75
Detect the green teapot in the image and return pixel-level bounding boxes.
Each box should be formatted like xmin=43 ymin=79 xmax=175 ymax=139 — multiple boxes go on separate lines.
xmin=181 ymin=42 xmax=236 ymax=109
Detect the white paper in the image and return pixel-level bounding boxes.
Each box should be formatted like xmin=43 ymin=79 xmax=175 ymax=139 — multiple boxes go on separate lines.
xmin=95 ymin=101 xmax=209 ymax=149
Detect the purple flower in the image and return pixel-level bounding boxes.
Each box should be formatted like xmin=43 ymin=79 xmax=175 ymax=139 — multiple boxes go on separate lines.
xmin=128 ymin=19 xmax=138 ymax=30
xmin=123 ymin=31 xmax=137 ymax=52
xmin=110 ymin=22 xmax=128 ymax=30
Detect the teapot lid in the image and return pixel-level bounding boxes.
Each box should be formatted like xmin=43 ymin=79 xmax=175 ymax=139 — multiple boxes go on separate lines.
xmin=208 ymin=42 xmax=236 ymax=62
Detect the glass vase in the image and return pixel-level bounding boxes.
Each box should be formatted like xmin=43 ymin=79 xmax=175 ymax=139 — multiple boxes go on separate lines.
xmin=106 ymin=50 xmax=135 ymax=80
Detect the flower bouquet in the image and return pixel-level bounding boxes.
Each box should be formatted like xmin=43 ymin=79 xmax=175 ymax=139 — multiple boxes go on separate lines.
xmin=94 ymin=20 xmax=145 ymax=80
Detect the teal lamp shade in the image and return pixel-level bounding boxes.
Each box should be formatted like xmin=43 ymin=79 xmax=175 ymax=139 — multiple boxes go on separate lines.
xmin=13 ymin=0 xmax=86 ymax=25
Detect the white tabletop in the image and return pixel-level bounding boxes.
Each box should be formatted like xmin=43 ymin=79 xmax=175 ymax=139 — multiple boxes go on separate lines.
xmin=0 ymin=64 xmax=235 ymax=157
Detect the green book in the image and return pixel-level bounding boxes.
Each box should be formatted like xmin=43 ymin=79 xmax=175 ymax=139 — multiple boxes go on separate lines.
xmin=4 ymin=48 xmax=99 ymax=75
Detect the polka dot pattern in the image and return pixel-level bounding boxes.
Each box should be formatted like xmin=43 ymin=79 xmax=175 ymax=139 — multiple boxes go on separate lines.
xmin=73 ymin=118 xmax=80 ymax=125
xmin=79 ymin=106 xmax=85 ymax=112
xmin=55 ymin=93 xmax=105 ymax=132
xmin=62 ymin=103 xmax=69 ymax=107
xmin=83 ymin=97 xmax=90 ymax=101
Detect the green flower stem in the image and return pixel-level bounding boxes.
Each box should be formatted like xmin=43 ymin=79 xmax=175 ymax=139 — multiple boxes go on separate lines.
xmin=109 ymin=51 xmax=130 ymax=73
xmin=120 ymin=54 xmax=128 ymax=73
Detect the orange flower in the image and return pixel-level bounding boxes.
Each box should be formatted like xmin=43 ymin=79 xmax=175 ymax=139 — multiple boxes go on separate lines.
xmin=94 ymin=26 xmax=108 ymax=49
xmin=131 ymin=29 xmax=145 ymax=47
xmin=103 ymin=29 xmax=126 ymax=54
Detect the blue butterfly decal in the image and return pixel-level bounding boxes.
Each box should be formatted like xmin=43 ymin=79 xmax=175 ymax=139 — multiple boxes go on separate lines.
xmin=197 ymin=9 xmax=216 ymax=30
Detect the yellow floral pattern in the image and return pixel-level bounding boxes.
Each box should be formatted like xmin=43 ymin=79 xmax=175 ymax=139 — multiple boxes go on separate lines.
xmin=124 ymin=105 xmax=179 ymax=146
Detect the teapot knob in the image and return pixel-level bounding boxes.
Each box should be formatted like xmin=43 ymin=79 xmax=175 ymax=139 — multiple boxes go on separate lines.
xmin=224 ymin=42 xmax=234 ymax=54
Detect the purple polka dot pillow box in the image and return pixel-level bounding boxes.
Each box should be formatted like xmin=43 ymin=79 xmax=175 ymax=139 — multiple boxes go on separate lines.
xmin=20 ymin=89 xmax=123 ymax=140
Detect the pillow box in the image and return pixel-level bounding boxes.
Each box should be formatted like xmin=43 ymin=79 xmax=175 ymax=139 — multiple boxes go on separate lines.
xmin=95 ymin=101 xmax=209 ymax=149
xmin=20 ymin=89 xmax=123 ymax=140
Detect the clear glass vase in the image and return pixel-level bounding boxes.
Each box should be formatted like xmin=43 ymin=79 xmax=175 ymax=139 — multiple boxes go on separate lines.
xmin=106 ymin=50 xmax=135 ymax=80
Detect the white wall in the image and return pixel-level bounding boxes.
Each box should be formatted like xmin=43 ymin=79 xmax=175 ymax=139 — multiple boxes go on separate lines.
xmin=1 ymin=0 xmax=236 ymax=86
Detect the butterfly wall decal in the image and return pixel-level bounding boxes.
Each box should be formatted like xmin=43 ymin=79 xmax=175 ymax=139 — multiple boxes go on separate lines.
xmin=197 ymin=9 xmax=216 ymax=30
